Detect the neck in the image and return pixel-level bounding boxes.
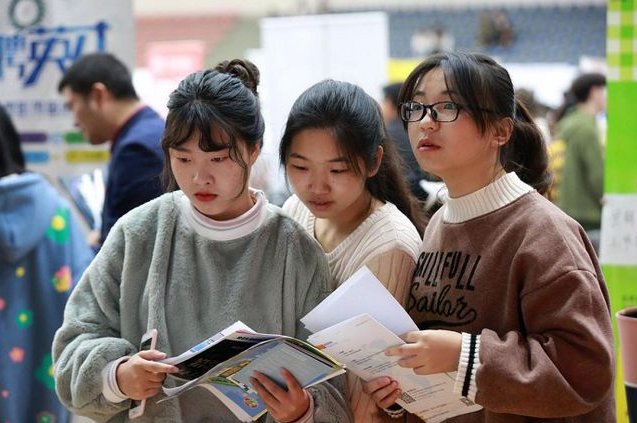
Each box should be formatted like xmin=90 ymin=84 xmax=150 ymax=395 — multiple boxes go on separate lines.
xmin=234 ymin=190 xmax=257 ymax=218
xmin=444 ymin=166 xmax=506 ymax=198
xmin=314 ymin=192 xmax=378 ymax=252
xmin=107 ymin=99 xmax=142 ymax=139
xmin=578 ymin=101 xmax=599 ymax=117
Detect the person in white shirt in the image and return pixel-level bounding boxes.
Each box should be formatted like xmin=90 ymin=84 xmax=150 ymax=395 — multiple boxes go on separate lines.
xmin=280 ymin=79 xmax=425 ymax=423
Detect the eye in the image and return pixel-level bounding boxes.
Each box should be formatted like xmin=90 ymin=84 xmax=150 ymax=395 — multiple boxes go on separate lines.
xmin=211 ymin=156 xmax=228 ymax=163
xmin=175 ymin=157 xmax=190 ymax=163
xmin=290 ymin=164 xmax=308 ymax=171
xmin=441 ymin=102 xmax=458 ymax=110
xmin=330 ymin=168 xmax=348 ymax=174
xmin=409 ymin=102 xmax=424 ymax=113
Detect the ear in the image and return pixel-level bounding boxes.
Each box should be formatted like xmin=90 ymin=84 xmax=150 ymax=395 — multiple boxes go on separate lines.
xmin=490 ymin=117 xmax=514 ymax=147
xmin=88 ymin=82 xmax=110 ymax=108
xmin=248 ymin=142 xmax=261 ymax=166
xmin=367 ymin=145 xmax=384 ymax=178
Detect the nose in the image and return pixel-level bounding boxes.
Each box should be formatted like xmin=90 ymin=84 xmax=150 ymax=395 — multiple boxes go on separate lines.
xmin=418 ymin=107 xmax=439 ymax=130
xmin=308 ymin=171 xmax=330 ymax=194
xmin=193 ymin=165 xmax=214 ymax=185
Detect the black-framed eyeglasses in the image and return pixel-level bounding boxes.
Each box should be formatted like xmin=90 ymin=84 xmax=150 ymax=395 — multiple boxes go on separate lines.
xmin=399 ymin=100 xmax=463 ymax=123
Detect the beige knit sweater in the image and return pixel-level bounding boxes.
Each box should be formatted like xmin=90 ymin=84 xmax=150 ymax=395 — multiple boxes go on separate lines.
xmin=283 ymin=195 xmax=422 ymax=423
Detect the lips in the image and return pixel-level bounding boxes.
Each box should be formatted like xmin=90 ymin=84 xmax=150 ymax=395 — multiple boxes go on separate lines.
xmin=417 ymin=138 xmax=440 ymax=152
xmin=309 ymin=200 xmax=333 ymax=211
xmin=195 ymin=193 xmax=217 ymax=202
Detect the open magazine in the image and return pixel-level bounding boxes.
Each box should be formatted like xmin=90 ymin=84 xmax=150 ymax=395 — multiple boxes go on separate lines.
xmin=302 ymin=266 xmax=482 ymax=423
xmin=156 ymin=321 xmax=345 ymax=422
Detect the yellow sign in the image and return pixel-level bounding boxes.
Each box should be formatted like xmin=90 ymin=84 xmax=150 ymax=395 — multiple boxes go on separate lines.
xmin=65 ymin=150 xmax=109 ymax=163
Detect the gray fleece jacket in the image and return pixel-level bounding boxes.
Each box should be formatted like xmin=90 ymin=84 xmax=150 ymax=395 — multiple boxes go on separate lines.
xmin=53 ymin=192 xmax=351 ymax=423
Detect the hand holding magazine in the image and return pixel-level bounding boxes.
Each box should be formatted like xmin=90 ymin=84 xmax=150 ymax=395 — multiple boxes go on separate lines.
xmin=302 ymin=266 xmax=482 ymax=423
xmin=156 ymin=321 xmax=345 ymax=422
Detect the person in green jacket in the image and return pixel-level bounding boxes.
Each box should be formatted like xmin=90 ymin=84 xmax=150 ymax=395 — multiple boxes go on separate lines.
xmin=553 ymin=73 xmax=606 ymax=238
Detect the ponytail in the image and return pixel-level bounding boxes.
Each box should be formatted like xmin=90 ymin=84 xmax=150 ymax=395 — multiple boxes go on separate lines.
xmin=502 ymin=99 xmax=553 ymax=194
xmin=369 ymin=131 xmax=427 ymax=235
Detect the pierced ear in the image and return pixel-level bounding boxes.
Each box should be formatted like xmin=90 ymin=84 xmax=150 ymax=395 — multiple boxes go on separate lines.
xmin=367 ymin=145 xmax=384 ymax=178
xmin=491 ymin=118 xmax=514 ymax=147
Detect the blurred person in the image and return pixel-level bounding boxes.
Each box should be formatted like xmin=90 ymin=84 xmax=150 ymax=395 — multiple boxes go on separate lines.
xmin=410 ymin=26 xmax=454 ymax=57
xmin=280 ymin=79 xmax=424 ymax=423
xmin=0 ymin=105 xmax=93 ymax=423
xmin=550 ymin=73 xmax=606 ymax=249
xmin=476 ymin=9 xmax=513 ymax=48
xmin=59 ymin=53 xmax=165 ymax=248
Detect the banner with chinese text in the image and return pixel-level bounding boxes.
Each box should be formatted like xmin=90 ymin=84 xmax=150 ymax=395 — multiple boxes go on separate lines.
xmin=0 ymin=0 xmax=134 ymax=178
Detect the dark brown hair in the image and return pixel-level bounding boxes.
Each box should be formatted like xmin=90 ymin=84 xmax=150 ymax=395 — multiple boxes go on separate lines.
xmin=0 ymin=105 xmax=25 ymax=178
xmin=399 ymin=51 xmax=552 ymax=194
xmin=161 ymin=59 xmax=265 ymax=193
xmin=553 ymin=72 xmax=606 ymax=123
xmin=58 ymin=53 xmax=138 ymax=100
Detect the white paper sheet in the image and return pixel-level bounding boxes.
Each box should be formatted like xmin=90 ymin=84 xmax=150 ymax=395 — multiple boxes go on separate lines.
xmin=600 ymin=194 xmax=637 ymax=265
xmin=309 ymin=313 xmax=482 ymax=423
xmin=301 ymin=266 xmax=418 ymax=335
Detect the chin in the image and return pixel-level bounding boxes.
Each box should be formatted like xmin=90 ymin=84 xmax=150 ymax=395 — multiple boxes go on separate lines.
xmin=88 ymin=137 xmax=106 ymax=145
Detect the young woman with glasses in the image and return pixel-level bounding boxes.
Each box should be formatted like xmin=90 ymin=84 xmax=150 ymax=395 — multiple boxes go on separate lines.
xmin=363 ymin=52 xmax=615 ymax=422
xmin=53 ymin=60 xmax=352 ymax=423
xmin=279 ymin=79 xmax=425 ymax=422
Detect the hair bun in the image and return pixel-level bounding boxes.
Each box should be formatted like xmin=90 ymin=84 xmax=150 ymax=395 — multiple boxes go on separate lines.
xmin=214 ymin=59 xmax=260 ymax=96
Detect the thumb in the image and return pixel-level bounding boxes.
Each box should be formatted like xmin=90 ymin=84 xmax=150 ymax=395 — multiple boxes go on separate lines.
xmin=138 ymin=349 xmax=167 ymax=361
xmin=400 ymin=330 xmax=421 ymax=343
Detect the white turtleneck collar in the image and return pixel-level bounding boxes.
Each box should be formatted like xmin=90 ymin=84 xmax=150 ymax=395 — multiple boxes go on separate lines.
xmin=179 ymin=188 xmax=269 ymax=241
xmin=442 ymin=172 xmax=535 ymax=223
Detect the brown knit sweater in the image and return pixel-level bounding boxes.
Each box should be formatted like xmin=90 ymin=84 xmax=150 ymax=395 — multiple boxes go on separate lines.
xmin=407 ymin=176 xmax=615 ymax=422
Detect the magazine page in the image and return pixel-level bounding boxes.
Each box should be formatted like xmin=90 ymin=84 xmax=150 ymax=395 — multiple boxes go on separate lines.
xmin=158 ymin=324 xmax=345 ymax=421
xmin=161 ymin=321 xmax=254 ymax=366
xmin=160 ymin=322 xmax=278 ymax=380
xmin=309 ymin=313 xmax=482 ymax=423
xmin=225 ymin=338 xmax=345 ymax=391
xmin=202 ymin=377 xmax=267 ymax=422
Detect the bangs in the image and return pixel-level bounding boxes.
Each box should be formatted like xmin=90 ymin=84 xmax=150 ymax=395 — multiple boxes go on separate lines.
xmin=163 ymin=103 xmax=234 ymax=152
xmin=329 ymin=126 xmax=369 ymax=178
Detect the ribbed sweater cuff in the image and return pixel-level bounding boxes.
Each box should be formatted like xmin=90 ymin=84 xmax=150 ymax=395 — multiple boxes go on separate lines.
xmin=101 ymin=357 xmax=130 ymax=403
xmin=453 ymin=332 xmax=481 ymax=401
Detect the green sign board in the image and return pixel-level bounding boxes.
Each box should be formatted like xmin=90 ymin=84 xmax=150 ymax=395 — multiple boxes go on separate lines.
xmin=606 ymin=1 xmax=637 ymax=422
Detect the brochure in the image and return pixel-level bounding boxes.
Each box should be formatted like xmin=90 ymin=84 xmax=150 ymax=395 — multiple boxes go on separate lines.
xmin=157 ymin=321 xmax=345 ymax=422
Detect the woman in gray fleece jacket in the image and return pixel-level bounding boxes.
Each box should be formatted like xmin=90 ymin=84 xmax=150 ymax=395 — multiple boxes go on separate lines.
xmin=53 ymin=59 xmax=352 ymax=423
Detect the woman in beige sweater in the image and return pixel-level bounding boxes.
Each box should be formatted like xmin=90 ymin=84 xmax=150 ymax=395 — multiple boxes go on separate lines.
xmin=280 ymin=79 xmax=425 ymax=422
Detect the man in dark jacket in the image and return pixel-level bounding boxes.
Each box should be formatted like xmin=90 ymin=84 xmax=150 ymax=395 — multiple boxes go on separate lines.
xmin=59 ymin=53 xmax=165 ymax=247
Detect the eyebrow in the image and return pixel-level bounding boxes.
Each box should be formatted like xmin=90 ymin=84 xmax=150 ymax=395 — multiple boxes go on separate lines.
xmin=413 ymin=89 xmax=458 ymax=98
xmin=289 ymin=152 xmax=349 ymax=163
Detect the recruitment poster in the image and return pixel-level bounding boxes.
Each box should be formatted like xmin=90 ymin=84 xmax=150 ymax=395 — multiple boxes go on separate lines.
xmin=0 ymin=0 xmax=134 ymax=180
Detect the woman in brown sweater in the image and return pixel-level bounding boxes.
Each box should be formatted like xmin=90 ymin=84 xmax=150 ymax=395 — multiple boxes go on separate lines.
xmin=364 ymin=52 xmax=615 ymax=423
